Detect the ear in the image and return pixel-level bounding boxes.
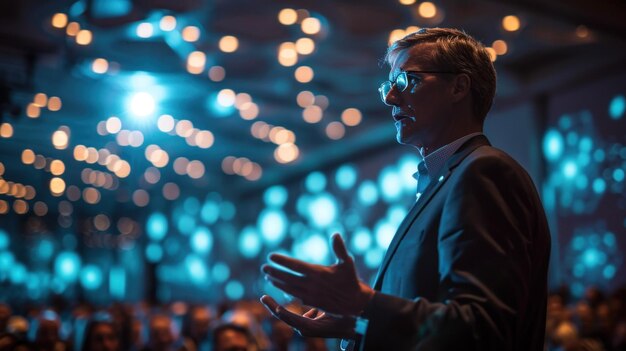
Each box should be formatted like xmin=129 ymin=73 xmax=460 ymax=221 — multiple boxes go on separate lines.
xmin=450 ymin=73 xmax=471 ymax=103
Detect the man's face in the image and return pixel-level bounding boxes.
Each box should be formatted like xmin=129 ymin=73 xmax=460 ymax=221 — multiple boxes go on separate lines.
xmin=385 ymin=43 xmax=455 ymax=150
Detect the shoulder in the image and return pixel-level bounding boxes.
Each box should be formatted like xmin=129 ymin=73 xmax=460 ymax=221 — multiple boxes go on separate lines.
xmin=456 ymin=145 xmax=531 ymax=181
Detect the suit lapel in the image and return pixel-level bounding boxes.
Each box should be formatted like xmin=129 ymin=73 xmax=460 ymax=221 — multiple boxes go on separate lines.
xmin=373 ymin=135 xmax=491 ymax=289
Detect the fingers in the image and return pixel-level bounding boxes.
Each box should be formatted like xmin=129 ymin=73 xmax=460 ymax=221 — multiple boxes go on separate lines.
xmin=264 ymin=275 xmax=308 ymax=301
xmin=260 ymin=295 xmax=310 ymax=331
xmin=262 ymin=264 xmax=305 ymax=284
xmin=303 ymin=308 xmax=318 ymax=318
xmin=260 ymin=295 xmax=280 ymax=314
xmin=332 ymin=233 xmax=351 ymax=263
xmin=269 ymin=254 xmax=312 ymax=274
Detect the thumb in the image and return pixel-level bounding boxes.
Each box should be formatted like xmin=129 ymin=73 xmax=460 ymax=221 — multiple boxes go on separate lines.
xmin=332 ymin=233 xmax=350 ymax=263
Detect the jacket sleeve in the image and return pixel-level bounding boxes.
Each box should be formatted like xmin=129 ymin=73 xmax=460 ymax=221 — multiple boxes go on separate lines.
xmin=360 ymin=155 xmax=536 ymax=351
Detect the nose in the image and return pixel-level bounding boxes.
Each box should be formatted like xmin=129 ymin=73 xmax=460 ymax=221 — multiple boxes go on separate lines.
xmin=384 ymin=84 xmax=402 ymax=107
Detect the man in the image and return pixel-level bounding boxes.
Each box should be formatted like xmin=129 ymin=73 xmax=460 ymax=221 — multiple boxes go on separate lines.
xmin=260 ymin=27 xmax=551 ymax=350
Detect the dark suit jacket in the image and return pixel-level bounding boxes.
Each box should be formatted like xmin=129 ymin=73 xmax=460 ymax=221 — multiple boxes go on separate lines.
xmin=357 ymin=135 xmax=551 ymax=350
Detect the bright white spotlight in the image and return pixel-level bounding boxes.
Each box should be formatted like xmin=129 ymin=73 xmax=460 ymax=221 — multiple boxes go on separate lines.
xmin=128 ymin=92 xmax=155 ymax=117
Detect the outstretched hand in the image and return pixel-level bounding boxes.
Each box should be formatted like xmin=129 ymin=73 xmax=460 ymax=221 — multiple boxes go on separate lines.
xmin=260 ymin=295 xmax=355 ymax=339
xmin=261 ymin=233 xmax=374 ymax=316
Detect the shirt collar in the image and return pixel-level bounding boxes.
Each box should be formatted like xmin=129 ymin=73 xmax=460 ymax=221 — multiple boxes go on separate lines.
xmin=414 ymin=132 xmax=484 ymax=182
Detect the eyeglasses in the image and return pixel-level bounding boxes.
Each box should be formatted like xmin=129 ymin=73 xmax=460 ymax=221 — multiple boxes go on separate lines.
xmin=378 ymin=70 xmax=458 ymax=106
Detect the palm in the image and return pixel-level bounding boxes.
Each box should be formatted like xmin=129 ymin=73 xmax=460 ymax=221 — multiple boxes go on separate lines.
xmin=260 ymin=295 xmax=355 ymax=339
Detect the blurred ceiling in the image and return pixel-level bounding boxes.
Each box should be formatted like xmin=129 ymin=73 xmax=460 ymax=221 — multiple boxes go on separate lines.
xmin=0 ymin=0 xmax=625 ymax=214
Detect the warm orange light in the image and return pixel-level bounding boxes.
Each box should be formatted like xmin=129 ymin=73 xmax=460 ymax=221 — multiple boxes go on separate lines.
xmin=48 ymin=97 xmax=62 ymax=111
xmin=21 ymin=149 xmax=35 ymax=165
xmin=278 ymin=8 xmax=298 ymax=25
xmin=160 ymin=15 xmax=176 ymax=31
xmin=502 ymin=15 xmax=521 ymax=32
xmin=52 ymin=129 xmax=69 ymax=149
xmin=50 ymin=177 xmax=66 ymax=195
xmin=491 ymin=40 xmax=507 ymax=55
xmin=52 ymin=13 xmax=68 ymax=28
xmin=34 ymin=93 xmax=48 ymax=107
xmin=219 ymin=36 xmax=239 ymax=53
xmin=301 ymin=17 xmax=321 ymax=35
xmin=294 ymin=66 xmax=314 ymax=83
xmin=26 ymin=103 xmax=41 ymax=118
xmin=418 ymin=2 xmax=437 ymax=18
xmin=66 ymin=22 xmax=80 ymax=36
xmin=274 ymin=143 xmax=299 ymax=163
xmin=92 ymin=58 xmax=109 ymax=74
xmin=182 ymin=26 xmax=200 ymax=42
xmin=50 ymin=160 xmax=65 ymax=175
xmin=303 ymin=105 xmax=323 ymax=123
xmin=341 ymin=108 xmax=362 ymax=126
xmin=295 ymin=37 xmax=315 ymax=55
xmin=76 ymin=29 xmax=92 ymax=45
xmin=0 ymin=123 xmax=13 ymax=138
xmin=296 ymin=90 xmax=314 ymax=107
xmin=326 ymin=121 xmax=346 ymax=140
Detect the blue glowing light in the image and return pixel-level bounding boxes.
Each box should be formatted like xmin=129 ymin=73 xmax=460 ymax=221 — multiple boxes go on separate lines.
xmin=239 ymin=226 xmax=262 ymax=259
xmin=54 ymin=252 xmax=81 ymax=282
xmin=582 ymin=248 xmax=605 ymax=267
xmin=258 ymin=209 xmax=288 ymax=245
xmin=184 ymin=197 xmax=200 ymax=215
xmin=375 ymin=220 xmax=396 ymax=249
xmin=559 ymin=115 xmax=572 ymax=130
xmin=191 ymin=227 xmax=213 ymax=254
xmin=91 ymin=0 xmax=132 ymax=18
xmin=350 ymin=228 xmax=372 ymax=254
xmin=127 ymin=92 xmax=155 ymax=117
xmin=358 ymin=180 xmax=379 ymax=206
xmin=592 ymin=178 xmax=606 ymax=194
xmin=10 ymin=263 xmax=26 ymax=284
xmin=305 ymin=172 xmax=327 ymax=193
xmin=308 ymin=193 xmax=338 ymax=228
xmin=593 ymin=149 xmax=605 ymax=162
xmin=613 ymin=168 xmax=625 ymax=182
xmin=302 ymin=235 xmax=329 ymax=263
xmin=579 ymin=137 xmax=593 ymax=152
xmin=145 ymin=243 xmax=163 ymax=262
xmin=212 ymin=262 xmax=230 ymax=283
xmin=80 ymin=265 xmax=103 ymax=290
xmin=603 ymin=232 xmax=616 ymax=247
xmin=177 ymin=214 xmax=196 ymax=235
xmin=387 ymin=205 xmax=408 ymax=226
xmin=35 ymin=238 xmax=55 ymax=261
xmin=109 ymin=266 xmax=126 ymax=298
xmin=186 ymin=255 xmax=207 ymax=284
xmin=0 ymin=251 xmax=14 ymax=271
xmin=379 ymin=167 xmax=403 ymax=202
xmin=264 ymin=186 xmax=288 ymax=207
xmin=609 ymin=95 xmax=625 ymax=119
xmin=0 ymin=230 xmax=9 ymax=250
xmin=335 ymin=164 xmax=358 ymax=190
xmin=562 ymin=161 xmax=578 ymax=178
xmin=147 ymin=212 xmax=168 ymax=241
xmin=220 ymin=201 xmax=236 ymax=221
xmin=225 ymin=280 xmax=244 ymax=300
xmin=603 ymin=265 xmax=616 ymax=279
xmin=543 ymin=129 xmax=564 ymax=162
xmin=398 ymin=154 xmax=420 ymax=192
xmin=207 ymin=93 xmax=236 ymax=117
xmin=364 ymin=248 xmax=384 ymax=269
xmin=201 ymin=200 xmax=220 ymax=224
xmin=69 ymin=1 xmax=86 ymax=16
